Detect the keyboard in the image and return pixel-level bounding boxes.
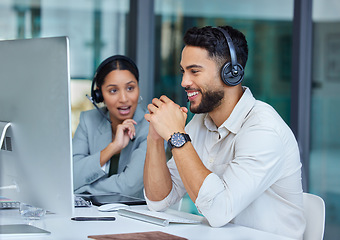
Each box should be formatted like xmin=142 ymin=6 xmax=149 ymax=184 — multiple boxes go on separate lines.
xmin=74 ymin=196 xmax=92 ymax=208
xmin=118 ymin=208 xmax=202 ymax=226
xmin=0 ymin=197 xmax=20 ymax=209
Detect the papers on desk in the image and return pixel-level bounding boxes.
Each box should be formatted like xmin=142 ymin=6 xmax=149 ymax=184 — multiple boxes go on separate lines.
xmin=117 ymin=208 xmax=202 ymax=227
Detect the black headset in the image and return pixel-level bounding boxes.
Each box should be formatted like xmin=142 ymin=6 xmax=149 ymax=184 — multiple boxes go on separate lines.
xmin=215 ymin=27 xmax=244 ymax=86
xmin=91 ymin=55 xmax=139 ymax=103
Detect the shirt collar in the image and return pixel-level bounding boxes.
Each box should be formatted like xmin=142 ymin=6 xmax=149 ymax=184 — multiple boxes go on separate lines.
xmin=203 ymin=87 xmax=255 ymax=135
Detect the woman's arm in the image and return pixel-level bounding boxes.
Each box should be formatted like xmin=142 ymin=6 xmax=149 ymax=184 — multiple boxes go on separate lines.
xmin=72 ymin=112 xmax=107 ymax=190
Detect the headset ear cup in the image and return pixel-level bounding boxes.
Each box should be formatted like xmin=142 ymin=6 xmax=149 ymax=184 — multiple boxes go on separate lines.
xmin=221 ymin=62 xmax=244 ymax=86
xmin=93 ymin=89 xmax=104 ymax=103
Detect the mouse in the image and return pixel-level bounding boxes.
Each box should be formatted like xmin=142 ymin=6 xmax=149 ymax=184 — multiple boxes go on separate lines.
xmin=97 ymin=203 xmax=129 ymax=212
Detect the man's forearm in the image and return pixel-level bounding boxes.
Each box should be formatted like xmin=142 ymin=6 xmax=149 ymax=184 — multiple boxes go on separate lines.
xmin=172 ymin=142 xmax=211 ymax=203
xmin=143 ymin=136 xmax=172 ymax=201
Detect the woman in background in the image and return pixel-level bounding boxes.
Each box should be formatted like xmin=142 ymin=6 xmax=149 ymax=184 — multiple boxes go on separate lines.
xmin=72 ymin=55 xmax=148 ymax=198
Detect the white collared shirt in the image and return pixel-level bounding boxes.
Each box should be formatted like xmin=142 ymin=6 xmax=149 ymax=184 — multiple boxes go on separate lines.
xmin=145 ymin=87 xmax=306 ymax=240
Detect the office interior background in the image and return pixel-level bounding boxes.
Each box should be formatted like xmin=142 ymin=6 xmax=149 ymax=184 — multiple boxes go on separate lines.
xmin=0 ymin=0 xmax=339 ymax=238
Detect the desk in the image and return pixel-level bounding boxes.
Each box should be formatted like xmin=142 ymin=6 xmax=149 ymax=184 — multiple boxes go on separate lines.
xmin=1 ymin=206 xmax=294 ymax=240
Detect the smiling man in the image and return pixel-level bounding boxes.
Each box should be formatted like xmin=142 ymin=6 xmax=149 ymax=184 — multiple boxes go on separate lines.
xmin=143 ymin=25 xmax=305 ymax=239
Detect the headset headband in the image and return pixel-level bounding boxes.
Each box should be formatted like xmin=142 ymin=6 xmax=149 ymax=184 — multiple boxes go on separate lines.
xmin=91 ymin=55 xmax=139 ymax=103
xmin=216 ymin=27 xmax=238 ymax=70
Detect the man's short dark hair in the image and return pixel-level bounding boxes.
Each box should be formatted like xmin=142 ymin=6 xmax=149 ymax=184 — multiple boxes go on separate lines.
xmin=183 ymin=25 xmax=248 ymax=70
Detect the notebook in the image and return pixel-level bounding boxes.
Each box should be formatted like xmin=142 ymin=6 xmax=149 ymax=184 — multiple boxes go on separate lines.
xmin=117 ymin=208 xmax=202 ymax=227
xmin=88 ymin=231 xmax=188 ymax=240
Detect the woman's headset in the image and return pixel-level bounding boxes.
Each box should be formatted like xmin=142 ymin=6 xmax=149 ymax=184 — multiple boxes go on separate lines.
xmin=86 ymin=55 xmax=139 ymax=124
xmin=91 ymin=55 xmax=139 ymax=103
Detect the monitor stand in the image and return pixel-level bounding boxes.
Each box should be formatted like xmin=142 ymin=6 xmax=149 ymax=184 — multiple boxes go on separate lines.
xmin=0 ymin=121 xmax=11 ymax=150
xmin=0 ymin=224 xmax=50 ymax=236
xmin=1 ymin=121 xmax=50 ymax=236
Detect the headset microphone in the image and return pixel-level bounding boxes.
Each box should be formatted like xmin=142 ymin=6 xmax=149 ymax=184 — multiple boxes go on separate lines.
xmin=86 ymin=94 xmax=112 ymax=124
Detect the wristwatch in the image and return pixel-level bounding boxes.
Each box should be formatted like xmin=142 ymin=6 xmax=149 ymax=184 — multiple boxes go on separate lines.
xmin=167 ymin=132 xmax=191 ymax=151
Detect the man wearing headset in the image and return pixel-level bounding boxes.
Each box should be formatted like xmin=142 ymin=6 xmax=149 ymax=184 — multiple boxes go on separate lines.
xmin=144 ymin=25 xmax=305 ymax=239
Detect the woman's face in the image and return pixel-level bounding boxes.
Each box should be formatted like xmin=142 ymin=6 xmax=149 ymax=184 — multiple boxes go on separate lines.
xmin=101 ymin=70 xmax=139 ymax=123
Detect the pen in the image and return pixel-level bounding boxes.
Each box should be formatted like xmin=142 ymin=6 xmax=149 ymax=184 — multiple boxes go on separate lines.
xmin=71 ymin=217 xmax=116 ymax=221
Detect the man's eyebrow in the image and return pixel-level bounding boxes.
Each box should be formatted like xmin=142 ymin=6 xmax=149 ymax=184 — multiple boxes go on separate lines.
xmin=180 ymin=64 xmax=203 ymax=70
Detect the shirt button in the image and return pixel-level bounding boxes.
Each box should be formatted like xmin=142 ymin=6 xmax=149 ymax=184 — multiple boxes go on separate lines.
xmin=209 ymin=158 xmax=214 ymax=163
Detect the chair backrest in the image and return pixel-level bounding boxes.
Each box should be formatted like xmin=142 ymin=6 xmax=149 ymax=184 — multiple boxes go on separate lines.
xmin=303 ymin=192 xmax=325 ymax=240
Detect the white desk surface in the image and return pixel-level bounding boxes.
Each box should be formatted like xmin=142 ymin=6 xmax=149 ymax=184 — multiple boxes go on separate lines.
xmin=1 ymin=205 xmax=294 ymax=240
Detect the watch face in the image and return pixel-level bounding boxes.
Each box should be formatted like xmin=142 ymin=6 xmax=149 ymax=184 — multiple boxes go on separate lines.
xmin=171 ymin=133 xmax=186 ymax=148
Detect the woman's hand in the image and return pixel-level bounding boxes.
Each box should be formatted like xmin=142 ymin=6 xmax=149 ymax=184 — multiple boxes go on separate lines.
xmin=113 ymin=119 xmax=137 ymax=150
xmin=100 ymin=119 xmax=136 ymax=167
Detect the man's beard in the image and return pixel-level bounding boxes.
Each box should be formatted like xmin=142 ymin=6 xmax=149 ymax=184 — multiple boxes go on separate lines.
xmin=190 ymin=88 xmax=224 ymax=114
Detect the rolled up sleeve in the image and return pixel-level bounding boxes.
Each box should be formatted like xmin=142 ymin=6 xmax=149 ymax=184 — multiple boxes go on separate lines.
xmin=144 ymin=187 xmax=177 ymax=212
xmin=144 ymin=157 xmax=187 ymax=211
xmin=195 ymin=173 xmax=233 ymax=227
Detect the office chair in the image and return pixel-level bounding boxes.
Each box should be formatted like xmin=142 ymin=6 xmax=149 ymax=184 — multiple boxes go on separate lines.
xmin=303 ymin=192 xmax=325 ymax=240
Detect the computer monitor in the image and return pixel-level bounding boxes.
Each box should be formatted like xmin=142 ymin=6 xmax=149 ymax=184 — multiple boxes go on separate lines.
xmin=0 ymin=37 xmax=74 ymax=217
